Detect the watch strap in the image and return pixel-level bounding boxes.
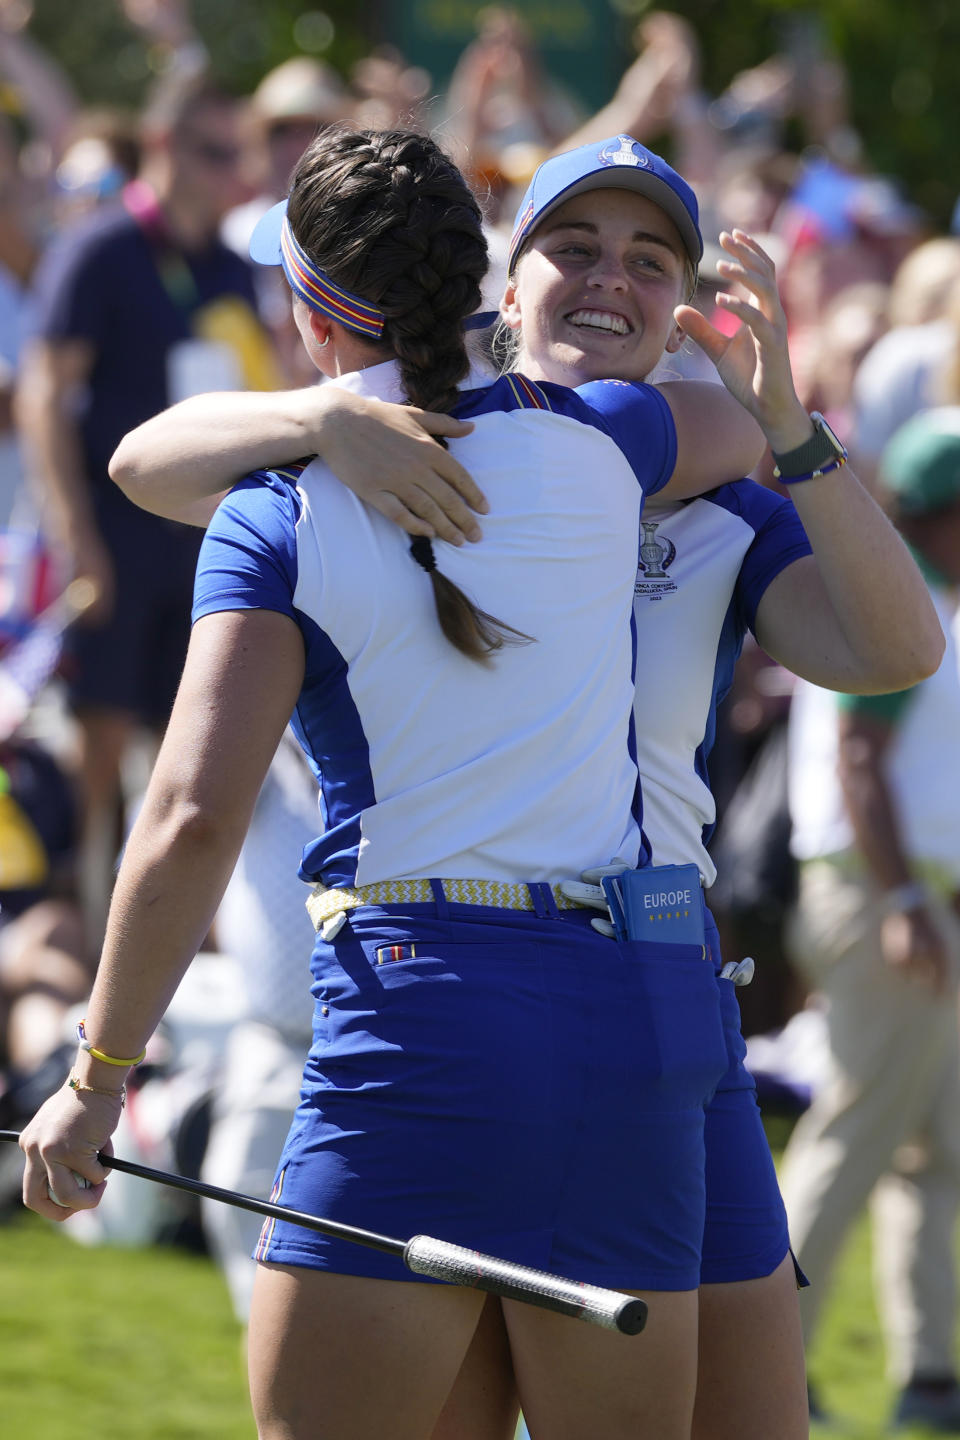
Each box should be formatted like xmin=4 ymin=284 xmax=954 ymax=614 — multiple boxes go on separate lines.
xmin=772 ymin=412 xmax=848 ymax=481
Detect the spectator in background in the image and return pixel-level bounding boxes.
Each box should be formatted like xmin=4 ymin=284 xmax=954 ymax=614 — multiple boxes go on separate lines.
xmin=0 ymin=732 xmax=84 ymax=1127
xmin=351 ymin=44 xmax=430 ymax=133
xmin=884 ymin=237 xmax=960 ymax=329
xmin=0 ymin=0 xmax=78 ymax=184
xmin=556 ymin=11 xmax=705 ymax=172
xmin=222 ymin=54 xmax=351 ymax=385
xmin=0 ymin=1 xmax=81 ymax=525
xmin=772 ymin=157 xmax=923 ymax=410
xmin=0 ymin=0 xmax=216 ymax=525
xmin=200 ymin=730 xmax=316 ymax=1323
xmin=443 ymin=6 xmax=580 ymax=218
xmin=704 ymin=276 xmax=888 ymax=1041
xmin=223 ymin=54 xmax=351 ymax=254
xmin=0 ymin=115 xmax=37 ymax=527
xmin=52 ymin=109 xmax=140 ymax=227
xmin=781 ymin=408 xmax=960 ymax=1432
xmin=852 ymin=246 xmax=960 ymax=488
xmin=14 ymin=72 xmax=273 ymax=946
xmin=797 ymin=280 xmax=890 ymax=443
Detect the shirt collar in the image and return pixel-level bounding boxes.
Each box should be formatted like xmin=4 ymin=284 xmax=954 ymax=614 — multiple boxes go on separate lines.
xmin=324 ymin=358 xmax=493 ymax=403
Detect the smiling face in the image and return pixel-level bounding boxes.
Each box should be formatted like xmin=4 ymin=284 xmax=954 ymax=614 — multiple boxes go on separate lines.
xmin=501 ymin=189 xmax=692 ymax=387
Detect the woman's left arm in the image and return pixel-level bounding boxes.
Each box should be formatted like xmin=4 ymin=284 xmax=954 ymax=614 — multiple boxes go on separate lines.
xmin=110 ymin=386 xmax=487 ymax=545
xmin=19 ymin=606 xmax=305 ymax=1218
xmin=753 ymin=481 xmax=944 ymax=692
xmin=669 ymin=229 xmax=943 ymax=688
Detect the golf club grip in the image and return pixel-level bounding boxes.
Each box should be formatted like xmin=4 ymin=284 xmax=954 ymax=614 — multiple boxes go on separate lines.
xmin=403 ymin=1236 xmax=647 ymax=1335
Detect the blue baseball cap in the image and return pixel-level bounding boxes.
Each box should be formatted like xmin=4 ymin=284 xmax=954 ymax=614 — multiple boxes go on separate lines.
xmin=508 ymin=134 xmax=703 ymax=276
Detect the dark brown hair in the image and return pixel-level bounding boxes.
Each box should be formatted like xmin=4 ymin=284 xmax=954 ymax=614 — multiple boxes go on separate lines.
xmin=287 ymin=127 xmax=530 ymax=663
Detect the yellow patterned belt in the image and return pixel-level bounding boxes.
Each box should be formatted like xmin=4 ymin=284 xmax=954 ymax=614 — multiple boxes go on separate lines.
xmin=307 ymin=877 xmax=580 ymax=930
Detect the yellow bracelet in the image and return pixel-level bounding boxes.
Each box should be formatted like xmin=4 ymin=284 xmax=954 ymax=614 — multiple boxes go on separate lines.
xmin=76 ymin=1019 xmax=146 ymax=1068
xmin=68 ymin=1074 xmax=126 ymax=1107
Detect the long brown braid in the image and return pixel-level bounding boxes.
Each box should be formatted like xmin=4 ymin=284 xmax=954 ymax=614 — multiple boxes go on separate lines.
xmin=287 ymin=127 xmax=530 ymax=662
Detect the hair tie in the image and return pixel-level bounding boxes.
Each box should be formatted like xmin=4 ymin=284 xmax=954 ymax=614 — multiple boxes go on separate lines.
xmin=410 ymin=536 xmax=437 ymax=573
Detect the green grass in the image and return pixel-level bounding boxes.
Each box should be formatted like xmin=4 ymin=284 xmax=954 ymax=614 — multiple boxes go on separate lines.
xmin=806 ymin=1202 xmax=892 ymax=1436
xmin=767 ymin=1111 xmax=934 ymax=1439
xmin=0 ymin=1120 xmax=950 ymax=1439
xmin=0 ymin=1209 xmax=254 ymax=1439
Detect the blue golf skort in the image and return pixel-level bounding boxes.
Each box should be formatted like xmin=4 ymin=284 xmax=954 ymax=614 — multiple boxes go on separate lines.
xmin=702 ymin=908 xmax=792 ymax=1285
xmin=256 ymin=896 xmax=728 ymax=1292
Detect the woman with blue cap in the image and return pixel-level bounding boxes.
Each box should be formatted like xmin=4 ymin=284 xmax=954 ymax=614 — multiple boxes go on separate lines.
xmin=16 ymin=125 xmax=813 ymax=1440
xmin=105 ymin=132 xmax=939 ymax=1440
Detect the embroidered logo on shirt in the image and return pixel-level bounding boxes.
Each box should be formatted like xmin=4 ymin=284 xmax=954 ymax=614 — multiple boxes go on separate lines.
xmin=636 ymin=520 xmax=678 ymax=600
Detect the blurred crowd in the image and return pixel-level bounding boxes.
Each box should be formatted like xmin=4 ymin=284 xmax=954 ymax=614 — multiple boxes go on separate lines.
xmin=1 ymin=0 xmax=960 ymax=1424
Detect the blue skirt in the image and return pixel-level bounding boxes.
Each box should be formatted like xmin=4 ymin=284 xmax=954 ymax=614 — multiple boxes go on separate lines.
xmin=256 ymin=900 xmax=728 ymax=1292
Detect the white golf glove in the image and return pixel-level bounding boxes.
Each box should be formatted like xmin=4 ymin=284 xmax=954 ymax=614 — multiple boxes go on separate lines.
xmin=560 ymin=864 xmax=629 ymax=938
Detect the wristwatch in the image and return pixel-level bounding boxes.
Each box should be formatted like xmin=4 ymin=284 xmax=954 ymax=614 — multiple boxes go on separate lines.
xmin=772 ymin=412 xmax=848 ymax=483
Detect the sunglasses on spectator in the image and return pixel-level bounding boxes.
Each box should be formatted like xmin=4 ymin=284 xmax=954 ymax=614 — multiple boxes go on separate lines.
xmin=266 ymin=118 xmax=323 ymax=141
xmin=180 ymin=134 xmax=243 ymax=168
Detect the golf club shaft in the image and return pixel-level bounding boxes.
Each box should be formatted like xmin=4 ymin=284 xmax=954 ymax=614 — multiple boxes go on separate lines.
xmin=1 ymin=1130 xmax=646 ymax=1333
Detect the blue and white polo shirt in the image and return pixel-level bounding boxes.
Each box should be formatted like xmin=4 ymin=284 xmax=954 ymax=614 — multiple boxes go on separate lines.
xmin=632 ymin=484 xmax=811 ymax=885
xmin=193 ymin=360 xmax=678 ymax=889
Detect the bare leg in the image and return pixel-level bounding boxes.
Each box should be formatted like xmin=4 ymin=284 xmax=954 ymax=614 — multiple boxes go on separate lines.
xmin=692 ymin=1256 xmax=808 ymax=1440
xmin=432 ymin=1295 xmax=520 ymax=1440
xmin=247 ymin=1264 xmax=487 ymax=1440
xmin=506 ymin=1288 xmax=699 ymax=1440
xmin=430 ymin=1263 xmax=807 ymax=1440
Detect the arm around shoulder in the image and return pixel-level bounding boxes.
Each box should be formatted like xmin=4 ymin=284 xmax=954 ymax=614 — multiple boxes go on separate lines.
xmin=109 ymin=388 xmax=326 ymax=525
xmin=110 ymin=384 xmax=485 ymax=543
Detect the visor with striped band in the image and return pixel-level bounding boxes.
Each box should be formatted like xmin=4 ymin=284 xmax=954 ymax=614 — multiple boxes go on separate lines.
xmin=250 ymin=198 xmax=386 ymax=340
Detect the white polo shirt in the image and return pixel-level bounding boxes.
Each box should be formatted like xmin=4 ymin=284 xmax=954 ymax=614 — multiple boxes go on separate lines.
xmin=194 ymin=360 xmax=679 ymax=888
xmin=633 ymin=485 xmax=810 ymax=885
xmin=789 ymin=587 xmax=960 ymax=884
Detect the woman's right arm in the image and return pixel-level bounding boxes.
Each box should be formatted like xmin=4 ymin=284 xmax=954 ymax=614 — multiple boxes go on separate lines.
xmin=110 ymin=386 xmax=489 ymax=544
xmin=19 ymin=604 xmax=305 ymax=1218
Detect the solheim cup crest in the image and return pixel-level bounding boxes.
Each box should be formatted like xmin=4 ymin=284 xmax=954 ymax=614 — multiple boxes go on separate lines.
xmin=599 ymin=136 xmax=652 ymax=170
xmin=636 ymin=520 xmax=677 ymax=600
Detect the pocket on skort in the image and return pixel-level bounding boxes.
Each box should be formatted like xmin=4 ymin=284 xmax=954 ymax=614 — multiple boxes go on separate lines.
xmin=308 ymin=931 xmax=552 ymax=1120
xmin=623 ymin=945 xmax=728 ymax=1110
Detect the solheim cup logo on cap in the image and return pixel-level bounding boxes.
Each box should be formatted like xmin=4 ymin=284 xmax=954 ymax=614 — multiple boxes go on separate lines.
xmin=598 ymin=136 xmax=653 ymax=170
xmin=636 ymin=520 xmax=677 ymax=600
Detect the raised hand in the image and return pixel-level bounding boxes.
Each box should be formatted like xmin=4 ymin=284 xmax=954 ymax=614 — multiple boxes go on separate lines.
xmin=118 ymin=0 xmax=196 ymax=49
xmin=0 ymin=1 xmax=32 ymax=35
xmin=674 ymin=229 xmax=811 ymax=453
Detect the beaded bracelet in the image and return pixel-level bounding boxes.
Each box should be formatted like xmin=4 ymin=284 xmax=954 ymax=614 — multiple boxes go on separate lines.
xmin=772 ymin=454 xmax=848 ymax=485
xmin=68 ymin=1073 xmax=126 ymax=1107
xmin=76 ymin=1019 xmax=146 ymax=1068
xmin=770 ymin=411 xmax=848 ymax=483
